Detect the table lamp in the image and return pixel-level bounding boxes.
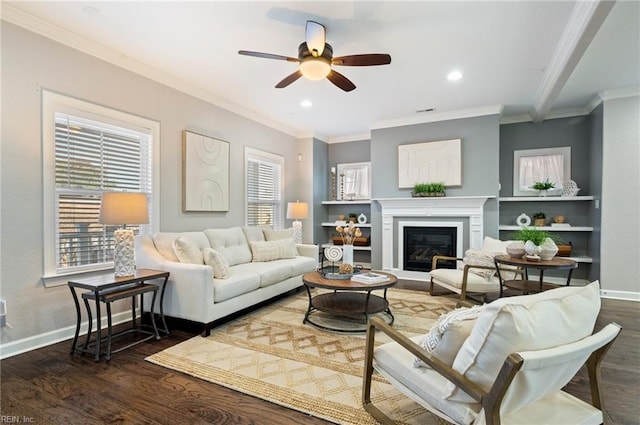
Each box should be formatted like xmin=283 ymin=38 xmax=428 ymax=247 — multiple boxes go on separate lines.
xmin=99 ymin=192 xmax=149 ymax=277
xmin=286 ymin=201 xmax=309 ymax=244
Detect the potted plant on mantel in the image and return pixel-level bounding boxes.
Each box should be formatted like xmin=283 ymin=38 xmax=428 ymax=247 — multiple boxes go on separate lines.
xmin=510 ymin=227 xmax=559 ymax=261
xmin=531 ymin=179 xmax=555 ymax=196
xmin=412 ymin=182 xmax=446 ymax=197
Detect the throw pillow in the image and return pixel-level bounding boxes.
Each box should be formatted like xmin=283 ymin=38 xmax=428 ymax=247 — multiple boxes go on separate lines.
xmin=481 ymin=236 xmax=512 ymax=253
xmin=460 ymin=249 xmax=500 ymax=279
xmin=445 ymin=281 xmax=601 ymax=406
xmin=173 ymin=237 xmax=204 ymax=264
xmin=414 ymin=305 xmax=483 ymax=368
xmin=202 ymin=248 xmax=230 ymax=279
xmin=250 ymin=239 xmax=298 ymax=262
xmin=263 ymin=228 xmax=294 ymax=241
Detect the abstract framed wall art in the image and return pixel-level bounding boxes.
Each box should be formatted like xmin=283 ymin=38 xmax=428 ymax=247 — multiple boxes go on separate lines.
xmin=398 ymin=138 xmax=462 ymax=188
xmin=182 ymin=130 xmax=230 ymax=212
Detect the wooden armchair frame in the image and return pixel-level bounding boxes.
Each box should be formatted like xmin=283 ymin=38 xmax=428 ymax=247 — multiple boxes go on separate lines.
xmin=430 ymin=255 xmax=524 ymax=302
xmin=362 ymin=316 xmax=620 ymax=425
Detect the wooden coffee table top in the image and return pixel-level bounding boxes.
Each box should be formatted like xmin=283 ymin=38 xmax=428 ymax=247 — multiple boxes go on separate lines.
xmin=302 ymin=271 xmax=397 ymax=291
xmin=494 ymin=255 xmax=578 ymax=270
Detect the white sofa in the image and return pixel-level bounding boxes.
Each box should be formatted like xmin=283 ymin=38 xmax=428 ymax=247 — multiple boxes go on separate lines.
xmin=135 ymin=226 xmax=318 ymax=335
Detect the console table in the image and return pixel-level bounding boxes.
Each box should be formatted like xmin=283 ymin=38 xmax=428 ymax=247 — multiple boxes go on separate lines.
xmin=68 ymin=269 xmax=170 ymax=361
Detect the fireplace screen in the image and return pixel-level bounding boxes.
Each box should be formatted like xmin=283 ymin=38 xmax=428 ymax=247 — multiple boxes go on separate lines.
xmin=403 ymin=227 xmax=457 ymax=272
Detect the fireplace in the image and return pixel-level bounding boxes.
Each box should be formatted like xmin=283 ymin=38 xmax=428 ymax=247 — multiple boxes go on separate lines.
xmin=377 ymin=197 xmax=491 ymax=281
xmin=403 ymin=226 xmax=457 ymax=272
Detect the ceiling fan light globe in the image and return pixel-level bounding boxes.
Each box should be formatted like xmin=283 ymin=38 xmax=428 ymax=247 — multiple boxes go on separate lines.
xmin=299 ymin=58 xmax=331 ymax=80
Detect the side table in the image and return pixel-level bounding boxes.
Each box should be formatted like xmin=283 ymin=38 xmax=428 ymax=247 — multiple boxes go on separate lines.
xmin=68 ymin=269 xmax=170 ymax=361
xmin=494 ymin=255 xmax=577 ymax=296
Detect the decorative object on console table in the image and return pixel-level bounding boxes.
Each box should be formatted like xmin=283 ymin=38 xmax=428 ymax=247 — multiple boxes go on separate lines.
xmin=286 ymin=201 xmax=309 ymax=244
xmin=511 ymin=227 xmax=559 ymax=261
xmin=99 ymin=192 xmax=149 ymax=277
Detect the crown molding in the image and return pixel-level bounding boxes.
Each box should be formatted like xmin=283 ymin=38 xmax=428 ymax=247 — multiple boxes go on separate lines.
xmin=1 ymin=3 xmax=299 ymax=138
xmin=371 ymin=104 xmax=503 ymax=131
xmin=599 ymin=86 xmax=640 ymax=102
xmin=327 ymin=132 xmax=372 ymax=144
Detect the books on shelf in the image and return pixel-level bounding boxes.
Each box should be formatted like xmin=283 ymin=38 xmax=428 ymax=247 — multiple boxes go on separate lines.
xmin=351 ymin=272 xmax=390 ymax=284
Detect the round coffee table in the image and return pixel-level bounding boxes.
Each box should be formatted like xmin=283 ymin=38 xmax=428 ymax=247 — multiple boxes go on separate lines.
xmin=301 ymin=271 xmax=397 ymax=332
xmin=494 ymin=255 xmax=578 ymax=295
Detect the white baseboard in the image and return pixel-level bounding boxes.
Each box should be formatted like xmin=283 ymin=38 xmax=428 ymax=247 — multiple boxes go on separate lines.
xmin=0 ymin=310 xmax=139 ymax=360
xmin=600 ymin=289 xmax=640 ymax=302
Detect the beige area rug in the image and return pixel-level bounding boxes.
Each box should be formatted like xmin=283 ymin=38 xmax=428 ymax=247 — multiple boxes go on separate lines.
xmin=146 ymin=288 xmax=457 ymax=424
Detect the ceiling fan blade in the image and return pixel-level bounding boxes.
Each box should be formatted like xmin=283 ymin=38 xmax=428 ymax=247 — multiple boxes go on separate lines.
xmin=238 ymin=50 xmax=299 ymax=63
xmin=275 ymin=70 xmax=303 ymax=88
xmin=332 ymin=54 xmax=392 ymax=66
xmin=305 ymin=20 xmax=326 ymax=57
xmin=327 ymin=69 xmax=356 ymax=92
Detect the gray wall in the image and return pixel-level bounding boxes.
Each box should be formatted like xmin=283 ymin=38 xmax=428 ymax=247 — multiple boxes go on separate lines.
xmin=370 ymin=114 xmax=501 ymax=268
xmin=1 ymin=23 xmax=299 ymax=344
xmin=312 ymin=138 xmax=329 ymax=244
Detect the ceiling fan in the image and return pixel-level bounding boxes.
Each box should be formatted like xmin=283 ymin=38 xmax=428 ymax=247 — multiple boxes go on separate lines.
xmin=238 ymin=21 xmax=391 ymax=92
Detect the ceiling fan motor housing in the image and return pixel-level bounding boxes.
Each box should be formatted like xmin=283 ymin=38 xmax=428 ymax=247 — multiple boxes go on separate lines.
xmin=298 ymin=42 xmax=333 ymax=80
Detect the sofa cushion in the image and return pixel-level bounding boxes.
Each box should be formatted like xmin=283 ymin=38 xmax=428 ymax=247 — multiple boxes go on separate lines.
xmin=173 ymin=236 xmax=204 ymax=264
xmin=153 ymin=232 xmax=181 ymax=262
xmin=375 ymin=335 xmax=481 ymax=425
xmin=242 ymin=225 xmax=269 ymax=243
xmin=263 ymin=227 xmax=293 ymax=241
xmin=213 ymin=272 xmax=261 ymax=302
xmin=203 ymin=248 xmax=230 ymax=279
xmin=481 ymin=236 xmax=512 ymax=253
xmin=204 ymin=227 xmax=252 ymax=266
xmin=430 ymin=268 xmax=502 ymax=293
xmin=232 ymin=261 xmax=295 ymax=288
xmin=249 ymin=239 xmax=298 ymax=262
xmin=286 ymin=255 xmax=317 ymax=276
xmin=446 ymin=281 xmax=601 ymax=403
xmin=415 ymin=305 xmax=483 ymax=368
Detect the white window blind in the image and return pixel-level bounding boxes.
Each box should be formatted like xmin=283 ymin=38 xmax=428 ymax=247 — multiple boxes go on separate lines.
xmin=246 ymin=149 xmax=283 ymax=227
xmin=53 ymin=113 xmax=152 ymax=272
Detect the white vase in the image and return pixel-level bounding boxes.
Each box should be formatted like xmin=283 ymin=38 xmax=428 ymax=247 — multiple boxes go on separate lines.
xmin=524 ymin=240 xmax=541 ymax=256
xmin=506 ymin=241 xmax=526 ymax=258
xmin=342 ymin=245 xmax=354 ymax=266
xmin=539 ymin=238 xmax=558 ymax=261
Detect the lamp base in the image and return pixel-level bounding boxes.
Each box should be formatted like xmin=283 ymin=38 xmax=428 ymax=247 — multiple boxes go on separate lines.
xmin=292 ymin=220 xmax=303 ymax=244
xmin=114 ymin=228 xmax=135 ymax=277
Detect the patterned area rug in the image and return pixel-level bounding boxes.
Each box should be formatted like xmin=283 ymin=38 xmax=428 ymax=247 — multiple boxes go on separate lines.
xmin=146 ymin=288 xmax=457 ymax=424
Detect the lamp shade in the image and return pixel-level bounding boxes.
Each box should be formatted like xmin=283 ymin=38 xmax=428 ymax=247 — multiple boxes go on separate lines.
xmin=286 ymin=202 xmax=309 ymax=220
xmin=99 ymin=192 xmax=149 ymax=225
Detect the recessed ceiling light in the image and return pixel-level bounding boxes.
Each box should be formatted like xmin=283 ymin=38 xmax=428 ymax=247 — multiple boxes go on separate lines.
xmin=447 ymin=70 xmax=463 ymax=81
xmin=301 ymin=100 xmax=312 ymax=108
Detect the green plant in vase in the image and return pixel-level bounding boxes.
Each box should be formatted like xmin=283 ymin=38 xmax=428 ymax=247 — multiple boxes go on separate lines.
xmin=412 ymin=181 xmax=446 ymax=197
xmin=511 ymin=227 xmax=560 ymax=260
xmin=532 ymin=179 xmax=555 ymax=196
xmin=533 ymin=212 xmax=546 ymax=227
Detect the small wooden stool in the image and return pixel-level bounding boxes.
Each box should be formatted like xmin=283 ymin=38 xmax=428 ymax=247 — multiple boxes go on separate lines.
xmin=82 ymin=283 xmax=160 ymax=361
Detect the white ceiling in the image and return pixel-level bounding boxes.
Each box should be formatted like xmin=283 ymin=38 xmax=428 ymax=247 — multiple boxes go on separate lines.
xmin=3 ymin=1 xmax=639 ymax=141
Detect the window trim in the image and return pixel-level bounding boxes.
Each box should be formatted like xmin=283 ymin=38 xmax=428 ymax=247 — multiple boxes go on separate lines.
xmin=244 ymin=146 xmax=284 ymax=229
xmin=42 ymin=90 xmax=160 ymax=286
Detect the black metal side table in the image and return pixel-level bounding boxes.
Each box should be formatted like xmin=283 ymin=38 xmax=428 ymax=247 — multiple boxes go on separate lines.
xmin=68 ymin=269 xmax=170 ymax=361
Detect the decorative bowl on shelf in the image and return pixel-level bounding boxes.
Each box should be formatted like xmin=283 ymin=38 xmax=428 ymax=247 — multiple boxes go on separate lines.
xmin=561 ymin=180 xmax=580 ymax=197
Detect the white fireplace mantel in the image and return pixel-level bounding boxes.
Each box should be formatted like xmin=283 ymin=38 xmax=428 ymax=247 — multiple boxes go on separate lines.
xmin=375 ymin=196 xmax=494 ymax=277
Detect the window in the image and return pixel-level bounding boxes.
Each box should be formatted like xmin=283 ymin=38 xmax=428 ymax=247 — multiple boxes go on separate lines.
xmin=245 ymin=147 xmax=284 ymax=228
xmin=43 ymin=91 xmax=159 ymax=283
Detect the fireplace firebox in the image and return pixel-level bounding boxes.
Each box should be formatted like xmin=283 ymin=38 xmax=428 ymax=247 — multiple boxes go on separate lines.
xmin=403 ymin=227 xmax=457 ymax=272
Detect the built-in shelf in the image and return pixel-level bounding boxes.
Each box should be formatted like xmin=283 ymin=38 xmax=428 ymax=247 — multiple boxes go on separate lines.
xmin=321 ymin=243 xmax=372 ymax=251
xmin=566 ymin=256 xmax=593 ymax=263
xmin=499 ymin=196 xmax=594 ymax=202
xmin=321 ymin=200 xmax=371 ymax=205
xmin=321 ymin=222 xmax=371 ymax=228
xmin=499 ymin=225 xmax=593 ymax=232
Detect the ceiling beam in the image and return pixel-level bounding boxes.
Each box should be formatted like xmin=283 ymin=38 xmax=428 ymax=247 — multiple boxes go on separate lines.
xmin=530 ymin=0 xmax=616 ymax=123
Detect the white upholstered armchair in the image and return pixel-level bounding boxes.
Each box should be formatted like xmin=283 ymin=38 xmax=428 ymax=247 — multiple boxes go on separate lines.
xmin=362 ymin=281 xmax=620 ymax=425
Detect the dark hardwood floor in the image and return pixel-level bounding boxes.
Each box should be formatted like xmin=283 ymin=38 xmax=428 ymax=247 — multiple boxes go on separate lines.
xmin=1 ymin=282 xmax=638 ymax=424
